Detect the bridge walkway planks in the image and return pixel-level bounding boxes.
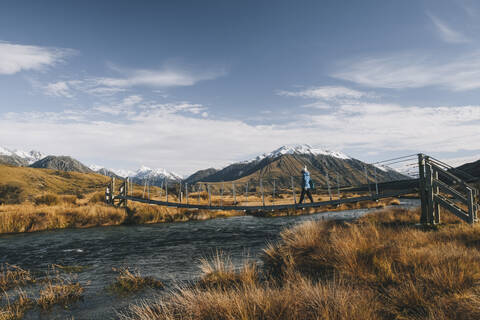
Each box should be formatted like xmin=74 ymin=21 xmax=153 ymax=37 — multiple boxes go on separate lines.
xmin=115 ymin=188 xmax=418 ymax=212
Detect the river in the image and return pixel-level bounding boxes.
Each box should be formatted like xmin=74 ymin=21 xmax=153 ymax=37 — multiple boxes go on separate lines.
xmin=0 ymin=199 xmax=419 ymax=319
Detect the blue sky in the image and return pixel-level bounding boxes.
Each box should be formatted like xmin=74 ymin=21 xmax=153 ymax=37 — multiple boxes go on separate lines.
xmin=1 ymin=0 xmax=480 ymax=175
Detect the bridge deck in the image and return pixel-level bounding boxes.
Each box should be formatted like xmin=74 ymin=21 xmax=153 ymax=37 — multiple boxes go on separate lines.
xmin=115 ymin=188 xmax=417 ymax=211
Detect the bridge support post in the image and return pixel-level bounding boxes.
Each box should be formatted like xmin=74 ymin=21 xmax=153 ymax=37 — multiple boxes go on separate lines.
xmin=433 ymin=169 xmax=440 ymax=224
xmin=208 ymin=184 xmax=211 ymax=206
xmin=418 ymin=154 xmax=429 ymax=224
xmin=468 ymin=187 xmax=475 ymax=224
xmin=232 ymin=182 xmax=236 ymax=204
xmin=425 ymin=161 xmax=435 ymax=224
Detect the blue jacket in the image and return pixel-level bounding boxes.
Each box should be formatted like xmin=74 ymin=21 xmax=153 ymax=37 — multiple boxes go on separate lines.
xmin=302 ymin=171 xmax=311 ymax=189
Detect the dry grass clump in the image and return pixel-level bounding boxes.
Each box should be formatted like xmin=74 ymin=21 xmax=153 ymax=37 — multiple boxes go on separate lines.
xmin=123 ymin=207 xmax=480 ymax=320
xmin=0 ymin=290 xmax=34 ymax=320
xmin=197 ymin=252 xmax=258 ymax=290
xmin=33 ymin=193 xmax=59 ymax=206
xmin=36 ymin=278 xmax=84 ymax=310
xmin=108 ymin=267 xmax=163 ymax=295
xmin=121 ymin=277 xmax=377 ymax=320
xmin=0 ymin=265 xmax=35 ymax=291
xmin=0 ymin=203 xmax=126 ymax=233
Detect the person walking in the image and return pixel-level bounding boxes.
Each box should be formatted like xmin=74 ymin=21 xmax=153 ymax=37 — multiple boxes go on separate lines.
xmin=299 ymin=166 xmax=314 ymax=204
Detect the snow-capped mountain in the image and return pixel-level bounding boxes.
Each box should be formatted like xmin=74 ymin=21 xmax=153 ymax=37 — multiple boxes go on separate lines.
xmin=186 ymin=144 xmax=408 ymax=186
xmin=132 ymin=166 xmax=182 ymax=181
xmin=91 ymin=164 xmax=182 ymax=185
xmin=0 ymin=146 xmax=46 ymax=166
xmin=247 ymin=144 xmax=350 ymax=162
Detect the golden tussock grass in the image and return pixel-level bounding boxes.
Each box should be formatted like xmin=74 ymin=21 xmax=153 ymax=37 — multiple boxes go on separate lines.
xmin=0 ymin=290 xmax=34 ymax=320
xmin=122 ymin=207 xmax=480 ymax=320
xmin=0 ymin=265 xmax=36 ymax=291
xmin=197 ymin=252 xmax=258 ymax=290
xmin=107 ymin=267 xmax=163 ymax=295
xmin=36 ymin=278 xmax=84 ymax=310
xmin=0 ymin=201 xmax=126 ymax=234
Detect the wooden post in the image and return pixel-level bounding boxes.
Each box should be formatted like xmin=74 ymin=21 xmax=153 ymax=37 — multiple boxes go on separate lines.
xmin=425 ymin=161 xmax=434 ymax=224
xmin=291 ymin=176 xmax=296 ymax=204
xmin=179 ymin=182 xmax=182 ymax=203
xmin=112 ymin=177 xmax=116 ymax=203
xmin=186 ymin=183 xmax=189 ymax=205
xmin=221 ymin=182 xmax=224 ymax=206
xmin=324 ymin=162 xmax=332 ymax=201
xmin=418 ymin=154 xmax=428 ymax=224
xmin=245 ymin=182 xmax=248 ymax=204
xmin=198 ymin=184 xmax=201 ymax=204
xmin=467 ymin=187 xmax=475 ymax=224
xmin=142 ymin=179 xmax=146 ymax=199
xmin=165 ymin=179 xmax=168 ymax=202
xmin=124 ymin=180 xmax=128 ymax=208
xmin=232 ymin=182 xmax=236 ymax=204
xmin=208 ymin=184 xmax=212 ymax=206
xmin=364 ymin=165 xmax=372 ymax=197
xmin=433 ymin=169 xmax=440 ymax=224
xmin=373 ymin=166 xmax=379 ymax=196
xmin=260 ymin=179 xmax=265 ymax=207
xmin=147 ymin=180 xmax=150 ymax=200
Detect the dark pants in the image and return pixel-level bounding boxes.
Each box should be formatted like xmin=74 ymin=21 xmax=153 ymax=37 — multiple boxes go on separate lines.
xmin=299 ymin=188 xmax=314 ymax=203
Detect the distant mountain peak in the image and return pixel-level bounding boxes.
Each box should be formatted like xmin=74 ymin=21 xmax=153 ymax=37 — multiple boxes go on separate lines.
xmin=247 ymin=144 xmax=350 ymax=163
xmin=0 ymin=146 xmax=46 ymax=166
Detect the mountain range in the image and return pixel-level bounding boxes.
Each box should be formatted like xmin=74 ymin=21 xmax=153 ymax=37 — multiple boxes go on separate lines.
xmin=3 ymin=144 xmax=477 ymax=190
xmin=184 ymin=144 xmax=408 ymax=188
xmin=0 ymin=147 xmax=46 ymax=166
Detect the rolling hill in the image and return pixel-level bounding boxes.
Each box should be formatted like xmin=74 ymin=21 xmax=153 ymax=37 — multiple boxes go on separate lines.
xmin=0 ymin=165 xmax=111 ymax=204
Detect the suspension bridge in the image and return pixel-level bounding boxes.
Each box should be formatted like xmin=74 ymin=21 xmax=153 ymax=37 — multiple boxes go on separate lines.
xmin=106 ymin=154 xmax=479 ymax=224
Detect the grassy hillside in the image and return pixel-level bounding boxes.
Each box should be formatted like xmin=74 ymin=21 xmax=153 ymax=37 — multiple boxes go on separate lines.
xmin=0 ymin=165 xmax=110 ymax=204
xmin=196 ymin=154 xmax=408 ymax=191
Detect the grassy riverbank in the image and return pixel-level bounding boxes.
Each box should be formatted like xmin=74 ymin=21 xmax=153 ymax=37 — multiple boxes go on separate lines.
xmin=121 ymin=207 xmax=480 ymax=320
xmin=0 ymin=191 xmax=400 ymax=234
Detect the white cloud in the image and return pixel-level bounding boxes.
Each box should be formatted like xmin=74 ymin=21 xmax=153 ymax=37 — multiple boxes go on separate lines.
xmin=278 ymin=86 xmax=369 ymax=101
xmin=428 ymin=14 xmax=471 ymax=44
xmin=333 ymin=52 xmax=480 ymax=91
xmin=0 ymin=42 xmax=73 ymax=75
xmin=1 ymin=100 xmax=479 ymax=175
xmin=44 ymin=81 xmax=75 ymax=98
xmin=95 ymin=67 xmax=225 ymax=88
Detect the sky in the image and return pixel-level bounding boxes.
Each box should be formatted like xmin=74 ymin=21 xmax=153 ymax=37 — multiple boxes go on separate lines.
xmin=1 ymin=0 xmax=480 ymax=176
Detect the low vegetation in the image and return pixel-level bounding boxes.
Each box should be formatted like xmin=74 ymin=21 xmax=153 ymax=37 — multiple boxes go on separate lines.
xmin=0 ymin=264 xmax=85 ymax=318
xmin=107 ymin=267 xmax=163 ymax=295
xmin=121 ymin=207 xmax=480 ymax=320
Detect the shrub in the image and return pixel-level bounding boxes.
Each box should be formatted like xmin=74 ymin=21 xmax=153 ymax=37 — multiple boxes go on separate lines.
xmin=34 ymin=194 xmax=59 ymax=206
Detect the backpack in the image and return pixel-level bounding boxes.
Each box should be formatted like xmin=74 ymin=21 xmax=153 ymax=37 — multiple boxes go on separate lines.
xmin=309 ymin=179 xmax=315 ymax=190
